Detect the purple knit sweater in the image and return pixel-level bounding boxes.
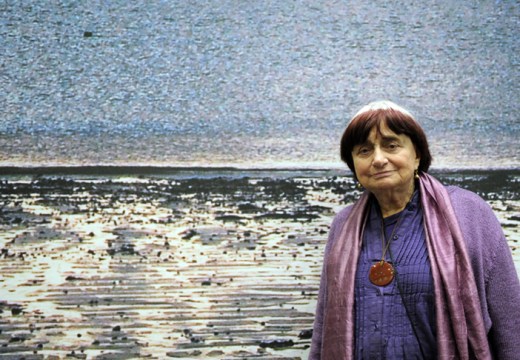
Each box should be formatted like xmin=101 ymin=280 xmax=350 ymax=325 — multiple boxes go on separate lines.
xmin=310 ymin=185 xmax=520 ymax=359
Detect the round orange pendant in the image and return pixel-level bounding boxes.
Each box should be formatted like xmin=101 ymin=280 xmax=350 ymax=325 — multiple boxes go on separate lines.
xmin=369 ymin=261 xmax=395 ymax=286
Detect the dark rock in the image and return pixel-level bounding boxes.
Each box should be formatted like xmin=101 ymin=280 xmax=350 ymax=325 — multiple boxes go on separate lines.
xmin=190 ymin=336 xmax=204 ymax=343
xmin=181 ymin=229 xmax=197 ymax=240
xmin=9 ymin=333 xmax=29 ymax=342
xmin=215 ymin=214 xmax=244 ymax=222
xmin=166 ymin=350 xmax=202 ymax=358
xmin=238 ymin=203 xmax=262 ymax=213
xmin=67 ymin=351 xmax=87 ymax=359
xmin=298 ymin=329 xmax=313 ymax=339
xmin=120 ymin=243 xmax=137 ymax=255
xmin=106 ymin=243 xmax=137 ymax=256
xmin=65 ymin=275 xmax=84 ymax=281
xmin=259 ymin=339 xmax=294 ymax=348
xmin=11 ymin=306 xmax=23 ymax=315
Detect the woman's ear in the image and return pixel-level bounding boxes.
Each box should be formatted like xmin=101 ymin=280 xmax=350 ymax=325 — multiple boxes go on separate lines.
xmin=414 ymin=147 xmax=421 ymax=169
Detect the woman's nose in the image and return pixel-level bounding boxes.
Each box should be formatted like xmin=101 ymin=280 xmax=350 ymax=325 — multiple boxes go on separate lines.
xmin=372 ymin=147 xmax=388 ymax=167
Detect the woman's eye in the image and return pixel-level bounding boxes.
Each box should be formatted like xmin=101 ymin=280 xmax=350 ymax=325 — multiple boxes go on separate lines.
xmin=358 ymin=147 xmax=371 ymax=155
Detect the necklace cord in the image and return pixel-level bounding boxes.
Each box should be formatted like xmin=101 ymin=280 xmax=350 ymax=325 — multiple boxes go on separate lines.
xmin=380 ymin=208 xmax=406 ymax=262
xmin=379 ymin=191 xmax=415 ymax=262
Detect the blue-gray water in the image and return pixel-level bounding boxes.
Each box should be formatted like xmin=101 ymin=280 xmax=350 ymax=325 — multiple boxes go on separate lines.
xmin=1 ymin=0 xmax=519 ymax=169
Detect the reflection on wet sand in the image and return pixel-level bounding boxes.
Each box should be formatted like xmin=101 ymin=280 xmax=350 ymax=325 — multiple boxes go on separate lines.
xmin=0 ymin=170 xmax=518 ymax=359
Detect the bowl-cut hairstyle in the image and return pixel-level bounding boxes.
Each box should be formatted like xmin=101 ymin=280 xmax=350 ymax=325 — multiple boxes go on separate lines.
xmin=340 ymin=100 xmax=432 ymax=176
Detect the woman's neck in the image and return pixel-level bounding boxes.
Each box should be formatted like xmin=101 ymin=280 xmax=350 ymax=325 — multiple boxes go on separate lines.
xmin=373 ymin=185 xmax=415 ymax=218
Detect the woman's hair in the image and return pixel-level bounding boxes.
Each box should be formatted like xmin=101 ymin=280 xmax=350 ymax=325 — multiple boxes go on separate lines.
xmin=340 ymin=100 xmax=432 ymax=175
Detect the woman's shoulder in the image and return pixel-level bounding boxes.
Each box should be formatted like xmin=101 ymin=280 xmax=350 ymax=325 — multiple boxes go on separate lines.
xmin=446 ymin=184 xmax=482 ymax=200
xmin=445 ymin=185 xmax=493 ymax=214
xmin=445 ymin=184 xmax=503 ymax=245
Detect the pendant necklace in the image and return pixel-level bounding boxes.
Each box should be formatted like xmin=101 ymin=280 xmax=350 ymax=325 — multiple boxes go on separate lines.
xmin=368 ymin=200 xmax=409 ymax=287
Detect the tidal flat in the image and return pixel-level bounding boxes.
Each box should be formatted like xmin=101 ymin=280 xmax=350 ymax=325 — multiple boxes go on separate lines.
xmin=0 ymin=169 xmax=518 ymax=359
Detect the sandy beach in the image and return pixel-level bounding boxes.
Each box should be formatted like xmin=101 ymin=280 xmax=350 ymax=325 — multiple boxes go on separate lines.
xmin=0 ymin=169 xmax=518 ymax=359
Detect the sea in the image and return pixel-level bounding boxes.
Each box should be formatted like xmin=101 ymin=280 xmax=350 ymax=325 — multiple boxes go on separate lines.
xmin=1 ymin=0 xmax=519 ymax=170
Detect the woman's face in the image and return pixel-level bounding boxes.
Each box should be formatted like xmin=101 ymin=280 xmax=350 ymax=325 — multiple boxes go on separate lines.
xmin=352 ymin=122 xmax=420 ymax=197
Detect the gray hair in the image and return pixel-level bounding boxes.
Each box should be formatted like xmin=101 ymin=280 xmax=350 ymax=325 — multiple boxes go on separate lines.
xmin=353 ymin=100 xmax=415 ymax=120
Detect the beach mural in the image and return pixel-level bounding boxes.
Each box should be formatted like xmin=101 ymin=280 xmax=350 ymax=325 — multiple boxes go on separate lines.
xmin=1 ymin=1 xmax=519 ymax=359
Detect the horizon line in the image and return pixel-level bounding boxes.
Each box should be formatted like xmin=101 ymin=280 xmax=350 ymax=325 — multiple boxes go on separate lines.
xmin=1 ymin=164 xmax=519 ymax=176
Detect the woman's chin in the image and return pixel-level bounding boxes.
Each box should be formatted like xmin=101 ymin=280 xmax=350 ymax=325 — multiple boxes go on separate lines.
xmin=363 ymin=178 xmax=413 ymax=194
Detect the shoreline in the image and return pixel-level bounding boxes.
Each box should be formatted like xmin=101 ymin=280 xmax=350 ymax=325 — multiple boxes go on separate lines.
xmin=1 ymin=165 xmax=519 ymax=178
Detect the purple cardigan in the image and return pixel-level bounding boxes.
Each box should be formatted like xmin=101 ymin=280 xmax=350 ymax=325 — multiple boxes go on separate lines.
xmin=310 ymin=185 xmax=520 ymax=359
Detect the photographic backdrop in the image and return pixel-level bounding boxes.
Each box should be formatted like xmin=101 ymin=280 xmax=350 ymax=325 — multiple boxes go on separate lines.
xmin=1 ymin=1 xmax=519 ymax=359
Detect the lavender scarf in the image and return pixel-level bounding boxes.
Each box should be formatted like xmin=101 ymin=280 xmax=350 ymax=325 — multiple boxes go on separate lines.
xmin=320 ymin=173 xmax=491 ymax=359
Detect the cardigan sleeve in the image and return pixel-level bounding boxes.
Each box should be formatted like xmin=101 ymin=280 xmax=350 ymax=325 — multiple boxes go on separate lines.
xmin=448 ymin=186 xmax=520 ymax=359
xmin=485 ymin=235 xmax=520 ymax=359
xmin=309 ymin=206 xmax=353 ymax=360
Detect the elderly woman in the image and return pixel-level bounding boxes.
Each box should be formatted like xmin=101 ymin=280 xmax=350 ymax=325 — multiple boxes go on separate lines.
xmin=309 ymin=101 xmax=520 ymax=359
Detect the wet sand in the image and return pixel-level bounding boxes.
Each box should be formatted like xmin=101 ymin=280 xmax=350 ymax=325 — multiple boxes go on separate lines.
xmin=0 ymin=169 xmax=519 ymax=359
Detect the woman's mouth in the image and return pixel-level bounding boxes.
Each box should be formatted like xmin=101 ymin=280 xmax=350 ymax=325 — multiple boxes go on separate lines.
xmin=372 ymin=170 xmax=394 ymax=179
